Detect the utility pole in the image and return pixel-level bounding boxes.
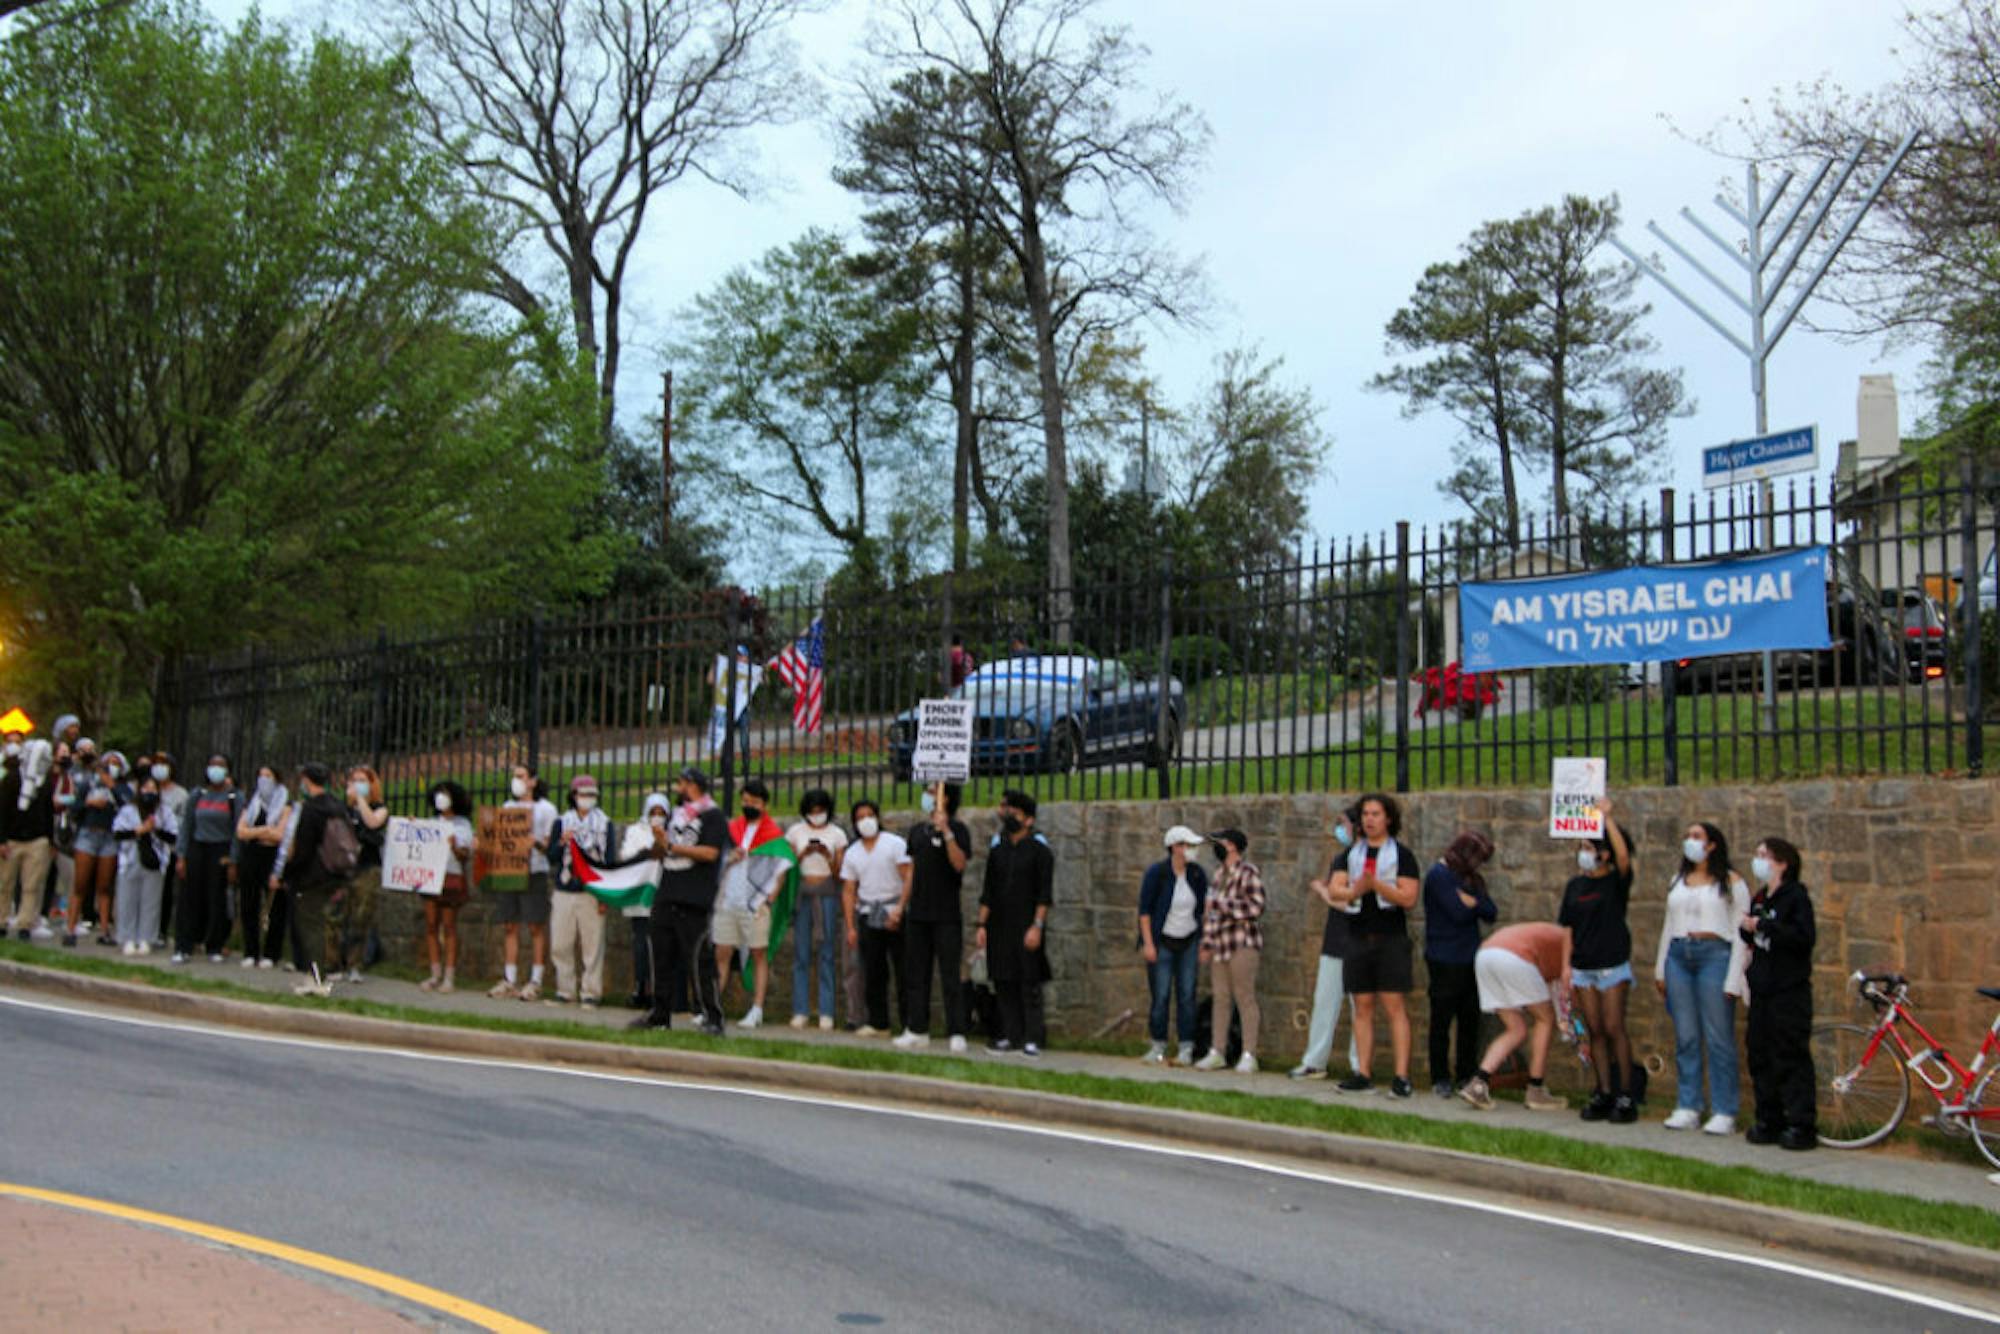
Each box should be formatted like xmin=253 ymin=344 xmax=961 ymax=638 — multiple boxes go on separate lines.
xmin=660 ymin=370 xmax=674 ymax=549
xmin=1610 ymin=130 xmax=1920 ymax=735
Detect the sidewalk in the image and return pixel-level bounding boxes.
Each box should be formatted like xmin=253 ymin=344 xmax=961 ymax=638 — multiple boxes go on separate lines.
xmin=0 ymin=1196 xmax=421 ymax=1332
xmin=13 ymin=935 xmax=1998 ymax=1214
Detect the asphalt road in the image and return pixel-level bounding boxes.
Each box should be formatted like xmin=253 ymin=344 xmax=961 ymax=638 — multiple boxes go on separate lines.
xmin=0 ymin=994 xmax=1988 ymax=1333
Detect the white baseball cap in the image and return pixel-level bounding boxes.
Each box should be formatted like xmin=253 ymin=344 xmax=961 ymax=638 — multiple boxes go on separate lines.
xmin=1162 ymin=824 xmax=1206 ymax=849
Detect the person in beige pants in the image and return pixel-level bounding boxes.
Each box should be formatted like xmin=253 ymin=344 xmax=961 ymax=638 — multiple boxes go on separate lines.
xmin=549 ymin=776 xmax=611 ymax=1007
xmin=1194 ymin=828 xmax=1267 ymax=1074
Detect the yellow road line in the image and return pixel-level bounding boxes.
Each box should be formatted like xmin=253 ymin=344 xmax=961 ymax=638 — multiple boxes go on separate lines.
xmin=0 ymin=1181 xmax=544 ymax=1333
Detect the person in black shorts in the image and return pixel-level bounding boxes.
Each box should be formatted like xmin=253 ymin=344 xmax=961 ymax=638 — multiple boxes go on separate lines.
xmin=1327 ymin=793 xmax=1421 ymax=1098
xmin=1557 ymin=797 xmax=1637 ymax=1123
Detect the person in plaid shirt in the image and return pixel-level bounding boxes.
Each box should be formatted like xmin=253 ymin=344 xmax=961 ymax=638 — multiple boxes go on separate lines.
xmin=1194 ymin=828 xmax=1266 ymax=1074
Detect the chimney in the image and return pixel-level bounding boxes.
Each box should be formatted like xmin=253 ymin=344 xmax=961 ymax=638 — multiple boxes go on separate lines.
xmin=1857 ymin=374 xmax=1899 ymax=463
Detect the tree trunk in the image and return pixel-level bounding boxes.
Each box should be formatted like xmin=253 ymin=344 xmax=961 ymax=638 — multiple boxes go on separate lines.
xmin=1498 ymin=425 xmax=1521 ymax=549
xmin=951 ymin=237 xmax=976 ymax=574
xmin=1020 ymin=223 xmax=1073 ymax=641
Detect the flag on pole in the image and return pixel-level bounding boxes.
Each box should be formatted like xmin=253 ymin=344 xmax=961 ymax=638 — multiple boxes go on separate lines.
xmin=566 ymin=840 xmax=659 ymax=911
xmin=769 ymin=616 xmax=826 ymax=734
xmin=726 ymin=814 xmax=801 ymax=990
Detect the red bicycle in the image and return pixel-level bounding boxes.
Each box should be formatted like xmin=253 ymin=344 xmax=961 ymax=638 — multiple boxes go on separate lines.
xmin=1813 ymin=972 xmax=2000 ymax=1165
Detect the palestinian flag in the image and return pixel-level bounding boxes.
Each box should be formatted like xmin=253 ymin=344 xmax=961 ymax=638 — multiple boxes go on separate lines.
xmin=729 ymin=815 xmax=800 ymax=989
xmin=567 ymin=841 xmax=659 ymax=911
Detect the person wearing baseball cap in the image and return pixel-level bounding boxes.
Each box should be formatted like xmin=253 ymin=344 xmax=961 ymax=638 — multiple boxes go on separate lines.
xmin=1137 ymin=825 xmax=1210 ymax=1065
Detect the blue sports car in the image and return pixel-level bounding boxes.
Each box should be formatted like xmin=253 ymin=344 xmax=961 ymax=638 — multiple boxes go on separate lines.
xmin=888 ymin=654 xmax=1186 ymax=777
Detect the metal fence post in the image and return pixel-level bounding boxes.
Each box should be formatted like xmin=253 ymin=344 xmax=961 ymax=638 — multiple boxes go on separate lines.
xmin=1394 ymin=521 xmax=1411 ymax=794
xmin=526 ymin=614 xmax=544 ymax=774
xmin=721 ymin=590 xmax=742 ymax=812
xmin=1155 ymin=555 xmax=1174 ymax=802
xmin=370 ymin=626 xmax=389 ymax=778
xmin=1961 ymin=453 xmax=1984 ymax=776
xmin=1660 ymin=487 xmax=1679 ymax=787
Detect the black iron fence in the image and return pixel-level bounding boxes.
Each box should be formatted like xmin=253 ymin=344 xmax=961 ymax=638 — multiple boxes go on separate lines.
xmin=164 ymin=458 xmax=1995 ymax=819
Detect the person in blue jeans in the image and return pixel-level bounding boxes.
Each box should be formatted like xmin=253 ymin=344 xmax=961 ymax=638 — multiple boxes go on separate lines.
xmin=1654 ymin=820 xmax=1752 ymax=1135
xmin=784 ymin=788 xmax=848 ymax=1030
xmin=1137 ymin=825 xmax=1210 ymax=1065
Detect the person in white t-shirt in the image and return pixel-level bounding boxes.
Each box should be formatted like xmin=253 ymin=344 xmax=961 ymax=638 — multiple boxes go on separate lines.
xmin=490 ymin=764 xmax=559 ymax=1002
xmin=839 ymin=798 xmax=910 ymax=1037
xmin=1136 ymin=826 xmax=1209 ymax=1065
xmin=1655 ymin=821 xmax=1752 ymax=1136
xmin=785 ymin=788 xmax=848 ymax=1030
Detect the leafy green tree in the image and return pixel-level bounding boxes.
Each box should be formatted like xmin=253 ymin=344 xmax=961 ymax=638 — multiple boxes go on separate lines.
xmin=0 ymin=1 xmax=620 ymax=727
xmin=1174 ymin=348 xmax=1330 ymax=571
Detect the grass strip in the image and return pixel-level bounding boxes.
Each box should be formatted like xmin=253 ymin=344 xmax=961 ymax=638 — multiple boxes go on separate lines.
xmin=6 ymin=939 xmax=1995 ymax=1252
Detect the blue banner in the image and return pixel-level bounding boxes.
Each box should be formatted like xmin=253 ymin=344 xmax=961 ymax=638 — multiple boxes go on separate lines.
xmin=1458 ymin=547 xmax=1832 ymax=670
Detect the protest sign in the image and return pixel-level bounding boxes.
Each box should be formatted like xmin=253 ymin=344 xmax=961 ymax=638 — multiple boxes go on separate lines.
xmin=475 ymin=805 xmax=535 ymax=891
xmin=912 ymin=698 xmax=974 ymax=782
xmin=383 ymin=817 xmax=454 ymax=896
xmin=1550 ymin=757 xmax=1607 ymax=839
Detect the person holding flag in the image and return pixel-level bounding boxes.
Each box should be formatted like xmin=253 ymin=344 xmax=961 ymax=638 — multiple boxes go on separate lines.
xmin=564 ymin=790 xmax=672 ymax=1008
xmin=706 ymin=645 xmax=763 ymax=763
xmin=548 ymin=775 xmax=612 ymax=1008
xmin=714 ymin=778 xmax=799 ymax=1030
xmin=609 ymin=768 xmax=727 ymax=1034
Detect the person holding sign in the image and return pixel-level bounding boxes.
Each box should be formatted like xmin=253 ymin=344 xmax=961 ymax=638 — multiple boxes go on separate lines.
xmin=1326 ymin=794 xmax=1422 ymax=1099
xmin=417 ymin=781 xmax=474 ymax=994
xmin=896 ymin=782 xmax=972 ymax=1053
xmin=1557 ymin=797 xmax=1638 ymax=1123
xmin=489 ymin=764 xmax=557 ymax=1002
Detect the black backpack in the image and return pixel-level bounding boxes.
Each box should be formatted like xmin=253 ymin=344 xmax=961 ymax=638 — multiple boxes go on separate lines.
xmin=317 ymin=810 xmax=361 ymax=880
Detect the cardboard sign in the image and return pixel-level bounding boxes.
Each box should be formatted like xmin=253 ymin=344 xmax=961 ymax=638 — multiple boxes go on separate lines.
xmin=383 ymin=817 xmax=454 ymax=896
xmin=1550 ymin=757 xmax=1606 ymax=839
xmin=912 ymin=698 xmax=974 ymax=783
xmin=476 ymin=805 xmax=535 ymax=891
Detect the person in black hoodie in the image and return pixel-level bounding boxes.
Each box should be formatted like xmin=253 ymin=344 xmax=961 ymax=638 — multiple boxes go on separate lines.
xmin=1739 ymin=835 xmax=1817 ymax=1151
xmin=271 ymin=763 xmax=346 ymax=989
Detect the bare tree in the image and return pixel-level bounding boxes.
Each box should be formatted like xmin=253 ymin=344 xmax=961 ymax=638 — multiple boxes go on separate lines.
xmin=882 ymin=0 xmax=1208 ymax=634
xmin=384 ymin=0 xmax=816 ymax=445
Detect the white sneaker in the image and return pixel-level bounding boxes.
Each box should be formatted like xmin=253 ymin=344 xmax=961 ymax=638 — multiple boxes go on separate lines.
xmin=892 ymin=1030 xmax=929 ymax=1050
xmin=135 ymin=943 xmax=151 ymax=957
xmin=949 ymin=1035 xmax=967 ymax=1054
xmin=739 ymin=1006 xmax=763 ymax=1030
xmin=345 ymin=970 xmax=363 ymax=985
xmin=789 ymin=1014 xmax=809 ymax=1030
xmin=30 ymin=924 xmax=53 ymax=941
xmin=818 ymin=1015 xmax=834 ymax=1032
xmin=169 ymin=952 xmax=189 ymax=964
xmin=1234 ymin=1052 xmax=1260 ymax=1075
xmin=1142 ymin=1041 xmax=1167 ymax=1065
xmin=207 ymin=953 xmax=224 ymax=964
xmin=1702 ymin=1114 xmax=1736 ymax=1136
xmin=855 ymin=1025 xmax=886 ymax=1038
xmin=1192 ymin=1050 xmax=1228 ymax=1071
xmin=1663 ymin=1108 xmax=1702 ymax=1131
xmin=258 ymin=958 xmax=274 ymax=969
xmin=240 ymin=957 xmax=257 ymax=969
xmin=1176 ymin=1042 xmax=1194 ymax=1066
xmin=121 ymin=942 xmax=138 ymax=956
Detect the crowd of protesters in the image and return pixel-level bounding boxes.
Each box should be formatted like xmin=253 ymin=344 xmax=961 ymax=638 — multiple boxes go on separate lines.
xmin=0 ymin=706 xmax=1819 ymax=1144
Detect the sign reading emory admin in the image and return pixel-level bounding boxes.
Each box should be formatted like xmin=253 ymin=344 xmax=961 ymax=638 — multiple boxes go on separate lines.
xmin=912 ymin=698 xmax=974 ymax=783
xmin=1459 ymin=546 xmax=1831 ymax=672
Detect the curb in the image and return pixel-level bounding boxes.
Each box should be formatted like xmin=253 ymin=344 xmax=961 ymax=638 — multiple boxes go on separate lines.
xmin=6 ymin=958 xmax=1997 ymax=1297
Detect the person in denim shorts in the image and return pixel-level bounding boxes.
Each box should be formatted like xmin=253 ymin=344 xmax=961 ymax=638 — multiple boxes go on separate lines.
xmin=1558 ymin=798 xmax=1637 ymax=1123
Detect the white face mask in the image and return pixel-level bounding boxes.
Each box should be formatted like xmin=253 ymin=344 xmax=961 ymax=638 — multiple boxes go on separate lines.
xmin=3 ymin=741 xmax=20 ymax=759
xmin=1577 ymin=848 xmax=1598 ymax=873
xmin=806 ymin=812 xmax=829 ymax=828
xmin=434 ymin=792 xmax=451 ymax=814
xmin=648 ymin=811 xmax=667 ymax=828
xmin=511 ymin=777 xmax=529 ymax=798
xmin=206 ymin=765 xmax=227 ymax=785
xmin=1682 ymin=837 xmax=1708 ymax=864
xmin=105 ymin=763 xmax=123 ymax=779
xmin=576 ymin=796 xmax=598 ymax=813
xmin=856 ymin=816 xmax=879 ymax=840
xmin=151 ymin=763 xmax=170 ymax=782
xmin=1751 ymin=855 xmax=1775 ymax=885
xmin=349 ymin=782 xmax=366 ymax=802
xmin=920 ymin=792 xmax=936 ymax=815
xmin=1333 ymin=823 xmax=1353 ymax=847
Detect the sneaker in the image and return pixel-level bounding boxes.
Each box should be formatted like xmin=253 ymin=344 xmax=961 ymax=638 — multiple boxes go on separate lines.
xmin=30 ymin=924 xmax=53 ymax=941
xmin=345 ymin=970 xmax=363 ymax=985
xmin=892 ymin=1031 xmax=929 ymax=1050
xmin=948 ymin=1035 xmax=967 ymax=1054
xmin=1335 ymin=1074 xmax=1373 ymax=1094
xmin=1458 ymin=1076 xmax=1495 ymax=1111
xmin=627 ymin=1013 xmax=666 ymax=1030
xmin=1288 ymin=1065 xmax=1325 ymax=1081
xmin=1580 ymin=1091 xmax=1614 ymax=1122
xmin=207 ymin=953 xmax=224 ymax=964
xmin=1778 ymin=1127 xmax=1817 ymax=1151
xmin=135 ymin=943 xmax=151 ymax=957
xmin=281 ymin=961 xmax=296 ymax=973
xmin=699 ymin=1019 xmax=726 ymax=1037
xmin=517 ymin=983 xmax=541 ymax=1003
xmin=1142 ymin=1041 xmax=1168 ymax=1065
xmin=789 ymin=1014 xmax=809 ymax=1030
xmin=170 ymin=952 xmax=189 ymax=965
xmin=580 ymin=999 xmax=599 ymax=1011
xmin=1234 ymin=1053 xmax=1260 ymax=1075
xmin=1021 ymin=1043 xmax=1042 ymax=1058
xmin=1701 ymin=1113 xmax=1736 ymax=1136
xmin=437 ymin=977 xmax=455 ymax=994
xmin=418 ymin=975 xmax=440 ymax=992
xmin=1192 ymin=1050 xmax=1228 ymax=1071
xmin=1389 ymin=1077 xmax=1414 ymax=1099
xmin=1524 ymin=1084 xmax=1566 ymax=1112
xmin=1609 ymin=1096 xmax=1638 ymax=1124
xmin=1745 ymin=1123 xmax=1782 ymax=1146
xmin=63 ymin=934 xmax=78 ymax=949
xmin=985 ymin=1039 xmax=1015 ymax=1054
xmin=120 ymin=942 xmax=138 ymax=956
xmin=96 ymin=934 xmax=115 ymax=947
xmin=240 ymin=957 xmax=258 ymax=969
xmin=739 ymin=1005 xmax=763 ymax=1030
xmin=1176 ymin=1042 xmax=1194 ymax=1066
xmin=1662 ymin=1107 xmax=1702 ymax=1131
xmin=14 ymin=928 xmax=28 ymax=941
xmin=855 ymin=1025 xmax=886 ymax=1038
xmin=548 ymin=993 xmax=574 ymax=1006
xmin=819 ymin=1015 xmax=835 ymax=1032
xmin=1432 ymin=1080 xmax=1455 ymax=1099
xmin=489 ymin=980 xmax=517 ymax=1000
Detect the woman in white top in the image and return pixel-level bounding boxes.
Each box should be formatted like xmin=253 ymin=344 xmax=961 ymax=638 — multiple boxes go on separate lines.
xmin=1654 ymin=821 xmax=1751 ymax=1135
xmin=839 ymin=798 xmax=911 ymax=1037
xmin=1136 ymin=826 xmax=1210 ymax=1065
xmin=785 ymin=788 xmax=848 ymax=1030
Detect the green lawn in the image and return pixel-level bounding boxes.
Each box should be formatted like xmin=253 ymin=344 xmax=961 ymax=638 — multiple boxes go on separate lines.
xmin=6 ymin=939 xmax=1996 ymax=1253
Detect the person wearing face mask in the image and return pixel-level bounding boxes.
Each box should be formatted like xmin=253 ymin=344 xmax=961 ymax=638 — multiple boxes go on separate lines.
xmin=1654 ymin=821 xmax=1752 ymax=1135
xmin=1421 ymin=830 xmax=1498 ymax=1098
xmin=840 ymin=797 xmax=912 ymax=1038
xmin=46 ymin=737 xmax=78 ymax=931
xmin=1137 ymin=826 xmax=1210 ymax=1066
xmin=1739 ymin=836 xmax=1817 ymax=1151
xmin=1293 ymin=801 xmax=1365 ymax=1081
xmin=67 ymin=743 xmax=126 ymax=947
xmin=1194 ymin=829 xmax=1266 ymax=1074
xmin=1325 ymin=793 xmax=1423 ymax=1098
xmin=630 ymin=767 xmax=728 ymax=1034
xmin=329 ymin=766 xmax=390 ymax=983
xmin=615 ymin=788 xmax=671 ymax=1011
xmin=546 ymin=774 xmax=610 ymax=1008
xmin=1 ymin=719 xmax=56 ymax=940
xmin=234 ymin=766 xmax=290 ymax=968
xmin=1558 ymin=799 xmax=1639 ymax=1123
xmin=896 ymin=783 xmax=972 ymax=1052
xmin=975 ymin=790 xmax=1054 ymax=1056
xmin=784 ymin=788 xmax=848 ymax=1029
xmin=412 ymin=780 xmax=474 ymax=993
xmin=267 ymin=763 xmax=350 ymax=991
xmin=150 ymin=752 xmax=190 ymax=948
xmin=111 ymin=775 xmax=177 ymax=953
xmin=490 ymin=764 xmax=558 ymax=1002
xmin=170 ymin=756 xmax=240 ymax=964
xmin=715 ymin=779 xmax=796 ymax=1031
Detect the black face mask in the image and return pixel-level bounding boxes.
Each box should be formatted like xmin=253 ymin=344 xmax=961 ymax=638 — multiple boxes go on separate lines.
xmin=137 ymin=792 xmax=160 ymax=813
xmin=999 ymin=814 xmax=1022 ymax=836
xmin=741 ymin=805 xmax=763 ymax=821
xmin=55 ymin=756 xmax=71 ymax=770
xmin=1212 ymin=844 xmax=1230 ymax=864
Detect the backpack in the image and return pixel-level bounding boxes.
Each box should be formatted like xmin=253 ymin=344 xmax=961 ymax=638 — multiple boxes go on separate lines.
xmin=317 ymin=810 xmax=361 ymax=880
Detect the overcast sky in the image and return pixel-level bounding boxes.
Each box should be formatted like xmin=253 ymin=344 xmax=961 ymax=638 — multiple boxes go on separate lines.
xmin=216 ymin=0 xmax=1929 ymax=561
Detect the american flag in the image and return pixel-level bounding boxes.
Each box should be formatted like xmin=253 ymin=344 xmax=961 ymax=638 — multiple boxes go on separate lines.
xmin=769 ymin=617 xmax=826 ymax=734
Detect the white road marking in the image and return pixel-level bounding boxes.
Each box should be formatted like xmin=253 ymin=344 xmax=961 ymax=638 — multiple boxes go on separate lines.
xmin=5 ymin=991 xmax=1995 ymax=1324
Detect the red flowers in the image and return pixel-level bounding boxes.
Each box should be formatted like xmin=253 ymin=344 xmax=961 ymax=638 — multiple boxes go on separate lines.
xmin=1415 ymin=661 xmax=1503 ymax=719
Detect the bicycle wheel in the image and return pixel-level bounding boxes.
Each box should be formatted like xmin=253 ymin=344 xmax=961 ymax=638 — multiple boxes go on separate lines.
xmin=1966 ymin=1063 xmax=2000 ymax=1171
xmin=1812 ymin=1023 xmax=1909 ymax=1148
